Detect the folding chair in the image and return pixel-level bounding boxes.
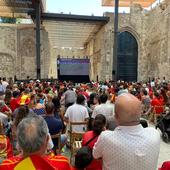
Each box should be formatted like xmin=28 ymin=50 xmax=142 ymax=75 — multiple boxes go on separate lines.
xmin=69 ymin=121 xmax=87 ymax=164
xmin=51 ymin=132 xmax=61 ymax=154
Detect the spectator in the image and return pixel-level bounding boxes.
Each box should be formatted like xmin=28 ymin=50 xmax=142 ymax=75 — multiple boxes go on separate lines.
xmin=2 ymin=77 xmax=9 ymax=92
xmin=141 ymin=89 xmax=151 ymax=111
xmin=10 ymin=91 xmax=20 ymax=112
xmin=0 ymin=119 xmax=13 ymax=163
xmin=13 ymin=104 xmax=35 ymax=119
xmin=33 ymin=96 xmax=45 ymax=116
xmin=28 ymin=94 xmax=36 ymax=110
xmin=61 ymin=85 xmax=77 ymax=109
xmin=19 ymin=88 xmax=30 ymax=106
xmin=92 ymin=94 xmax=115 ymax=130
xmin=93 ymin=93 xmax=160 ymax=170
xmin=150 ymin=92 xmax=164 ymax=123
xmin=0 ymin=116 xmax=72 ymax=170
xmin=12 ymin=105 xmax=36 ymax=150
xmin=0 ymin=100 xmax=11 ymax=117
xmin=87 ymin=93 xmax=99 ymax=111
xmin=117 ymin=84 xmax=128 ymax=96
xmin=64 ymin=94 xmax=89 ymax=132
xmin=151 ymin=92 xmax=164 ymax=114
xmin=52 ymin=96 xmax=62 ymax=119
xmin=52 ymin=96 xmax=66 ymax=133
xmin=80 ymin=114 xmax=106 ymax=170
xmin=79 ymin=87 xmax=89 ymax=100
xmin=0 ymin=78 xmax=5 ymax=96
xmin=44 ymin=102 xmax=66 ymax=151
xmin=4 ymin=89 xmax=12 ymax=106
xmin=0 ymin=112 xmax=8 ymax=132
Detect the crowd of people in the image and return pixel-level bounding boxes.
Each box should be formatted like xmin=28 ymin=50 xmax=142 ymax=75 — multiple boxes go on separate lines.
xmin=0 ymin=76 xmax=169 ymax=169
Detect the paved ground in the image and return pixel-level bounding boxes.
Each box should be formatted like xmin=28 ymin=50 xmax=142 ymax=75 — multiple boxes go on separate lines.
xmin=149 ymin=123 xmax=170 ymax=168
xmin=157 ymin=130 xmax=170 ymax=168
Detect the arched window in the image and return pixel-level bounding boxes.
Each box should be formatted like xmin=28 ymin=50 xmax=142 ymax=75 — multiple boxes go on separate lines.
xmin=117 ymin=31 xmax=138 ymax=82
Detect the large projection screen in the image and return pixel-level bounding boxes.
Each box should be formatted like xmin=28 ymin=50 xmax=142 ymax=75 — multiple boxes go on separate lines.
xmin=58 ymin=58 xmax=89 ymax=76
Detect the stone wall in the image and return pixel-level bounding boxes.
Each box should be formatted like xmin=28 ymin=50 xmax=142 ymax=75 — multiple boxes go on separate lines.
xmin=85 ymin=28 xmax=103 ymax=81
xmin=0 ymin=25 xmax=16 ymax=79
xmin=102 ymin=1 xmax=170 ymax=81
xmin=143 ymin=3 xmax=170 ymax=80
xmin=0 ymin=24 xmax=50 ymax=80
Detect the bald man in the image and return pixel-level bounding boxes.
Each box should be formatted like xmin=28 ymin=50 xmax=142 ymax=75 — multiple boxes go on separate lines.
xmin=93 ymin=93 xmax=160 ymax=170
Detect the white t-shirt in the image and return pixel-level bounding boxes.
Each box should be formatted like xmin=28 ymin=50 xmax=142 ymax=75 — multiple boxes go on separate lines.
xmin=92 ymin=103 xmax=115 ymax=121
xmin=2 ymin=81 xmax=8 ymax=91
xmin=65 ymin=103 xmax=89 ymax=132
xmin=151 ymin=81 xmax=155 ymax=87
xmin=93 ymin=125 xmax=160 ymax=170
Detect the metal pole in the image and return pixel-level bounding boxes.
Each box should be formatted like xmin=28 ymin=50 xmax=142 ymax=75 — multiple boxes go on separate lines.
xmin=36 ymin=0 xmax=41 ymax=80
xmin=112 ymin=0 xmax=119 ymax=81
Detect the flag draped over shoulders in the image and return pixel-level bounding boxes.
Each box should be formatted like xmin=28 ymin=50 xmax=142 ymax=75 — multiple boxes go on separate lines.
xmin=0 ymin=155 xmax=72 ymax=170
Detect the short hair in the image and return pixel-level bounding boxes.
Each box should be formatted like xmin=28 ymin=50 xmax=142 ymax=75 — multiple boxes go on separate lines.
xmin=17 ymin=115 xmax=48 ymax=154
xmin=154 ymin=92 xmax=160 ymax=98
xmin=13 ymin=91 xmax=19 ymax=98
xmin=45 ymin=102 xmax=54 ymax=114
xmin=76 ymin=94 xmax=85 ymax=105
xmin=142 ymin=89 xmax=148 ymax=96
xmin=100 ymin=94 xmax=108 ymax=103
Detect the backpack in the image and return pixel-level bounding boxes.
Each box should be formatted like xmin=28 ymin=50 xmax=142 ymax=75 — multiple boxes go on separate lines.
xmin=75 ymin=135 xmax=98 ymax=169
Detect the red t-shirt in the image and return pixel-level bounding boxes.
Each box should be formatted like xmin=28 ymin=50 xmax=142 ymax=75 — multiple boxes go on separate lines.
xmin=0 ymin=105 xmax=10 ymax=113
xmin=10 ymin=97 xmax=20 ymax=112
xmin=151 ymin=97 xmax=164 ymax=114
xmin=82 ymin=131 xmax=102 ymax=170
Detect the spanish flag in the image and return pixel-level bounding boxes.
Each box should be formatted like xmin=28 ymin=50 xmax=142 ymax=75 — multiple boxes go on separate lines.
xmin=0 ymin=155 xmax=71 ymax=170
xmin=14 ymin=155 xmax=55 ymax=170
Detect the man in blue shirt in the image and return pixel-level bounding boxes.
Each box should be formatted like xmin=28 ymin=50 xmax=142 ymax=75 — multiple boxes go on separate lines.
xmin=44 ymin=102 xmax=66 ymax=152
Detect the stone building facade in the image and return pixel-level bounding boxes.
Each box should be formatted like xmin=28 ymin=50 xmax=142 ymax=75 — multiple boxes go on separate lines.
xmin=87 ymin=0 xmax=170 ymax=81
xmin=0 ymin=24 xmax=50 ymax=80
xmin=0 ymin=0 xmax=170 ymax=81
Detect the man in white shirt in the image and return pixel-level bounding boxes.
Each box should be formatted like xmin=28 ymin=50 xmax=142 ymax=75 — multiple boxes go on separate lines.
xmin=2 ymin=77 xmax=9 ymax=92
xmin=93 ymin=93 xmax=160 ymax=170
xmin=64 ymin=94 xmax=89 ymax=132
xmin=92 ymin=94 xmax=115 ymax=130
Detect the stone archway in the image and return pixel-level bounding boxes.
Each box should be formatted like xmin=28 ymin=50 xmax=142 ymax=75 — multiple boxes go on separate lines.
xmin=117 ymin=31 xmax=138 ymax=81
